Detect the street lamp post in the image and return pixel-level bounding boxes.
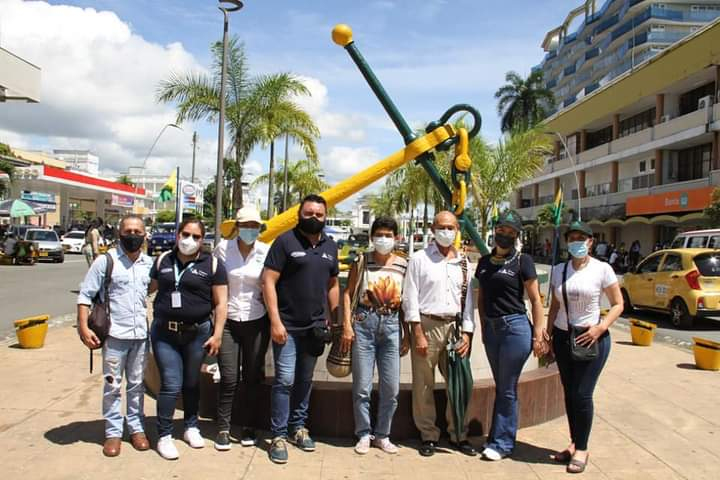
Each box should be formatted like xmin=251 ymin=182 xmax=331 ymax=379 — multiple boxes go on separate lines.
xmin=215 ymin=0 xmax=244 ymax=246
xmin=141 ymin=123 xmax=182 ymax=216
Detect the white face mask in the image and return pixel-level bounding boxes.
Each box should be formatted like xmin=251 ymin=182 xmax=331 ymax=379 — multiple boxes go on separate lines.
xmin=178 ymin=235 xmax=200 ymax=255
xmin=434 ymin=229 xmax=456 ymax=248
xmin=372 ymin=236 xmax=394 ymax=255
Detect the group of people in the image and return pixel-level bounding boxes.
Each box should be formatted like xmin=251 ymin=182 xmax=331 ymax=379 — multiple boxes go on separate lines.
xmin=77 ymin=194 xmax=623 ymax=474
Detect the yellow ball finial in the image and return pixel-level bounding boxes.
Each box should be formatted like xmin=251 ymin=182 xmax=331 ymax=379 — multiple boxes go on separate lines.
xmin=332 ymin=24 xmax=353 ymax=46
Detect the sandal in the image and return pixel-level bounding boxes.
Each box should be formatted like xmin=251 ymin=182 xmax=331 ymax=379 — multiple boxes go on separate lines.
xmin=550 ymin=449 xmax=573 ymax=463
xmin=567 ymin=453 xmax=589 ymax=474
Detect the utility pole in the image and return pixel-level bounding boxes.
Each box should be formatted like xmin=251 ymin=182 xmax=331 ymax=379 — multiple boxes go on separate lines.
xmin=191 ymin=131 xmax=198 ymax=184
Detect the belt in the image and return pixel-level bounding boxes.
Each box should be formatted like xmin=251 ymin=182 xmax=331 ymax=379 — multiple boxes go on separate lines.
xmin=166 ymin=320 xmax=202 ymax=332
xmin=422 ymin=313 xmax=456 ymax=322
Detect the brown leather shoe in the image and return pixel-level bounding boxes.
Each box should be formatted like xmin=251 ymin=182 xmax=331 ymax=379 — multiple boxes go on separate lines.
xmin=103 ymin=437 xmax=122 ymax=457
xmin=130 ymin=432 xmax=150 ymax=451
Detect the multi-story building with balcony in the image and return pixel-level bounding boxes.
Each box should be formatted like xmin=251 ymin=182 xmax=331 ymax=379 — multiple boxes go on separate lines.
xmin=514 ymin=19 xmax=720 ymax=257
xmin=536 ymin=0 xmax=720 ymax=112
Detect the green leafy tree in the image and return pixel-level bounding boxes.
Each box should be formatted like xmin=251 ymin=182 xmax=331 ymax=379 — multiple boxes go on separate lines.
xmin=495 ymin=70 xmax=555 ymax=132
xmin=156 ymin=210 xmax=176 ymax=223
xmin=252 ymin=159 xmax=328 ymax=212
xmin=0 ymin=158 xmax=15 ymax=199
xmin=469 ymin=127 xmax=553 ymax=238
xmin=116 ymin=175 xmax=134 ymax=186
xmin=703 ymin=187 xmax=720 ymax=227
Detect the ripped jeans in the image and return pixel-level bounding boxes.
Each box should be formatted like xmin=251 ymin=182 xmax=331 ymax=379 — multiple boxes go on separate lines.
xmin=102 ymin=337 xmax=149 ymax=438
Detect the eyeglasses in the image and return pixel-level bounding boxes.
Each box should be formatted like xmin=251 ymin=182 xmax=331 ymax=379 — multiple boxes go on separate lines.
xmin=180 ymin=231 xmax=202 ymax=241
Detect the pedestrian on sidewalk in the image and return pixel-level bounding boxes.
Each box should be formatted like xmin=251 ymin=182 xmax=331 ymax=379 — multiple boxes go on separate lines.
xmin=262 ymin=194 xmax=340 ymax=465
xmin=402 ymin=211 xmax=476 ymax=458
xmin=77 ymin=214 xmax=154 ymax=457
xmin=475 ymin=210 xmax=549 ymax=461
xmin=547 ymin=221 xmax=623 ymax=474
xmin=212 ymin=205 xmax=270 ymax=451
xmin=149 ymin=218 xmax=228 ymax=460
xmin=82 ymin=218 xmax=102 ymax=267
xmin=340 ymin=216 xmax=410 ymax=456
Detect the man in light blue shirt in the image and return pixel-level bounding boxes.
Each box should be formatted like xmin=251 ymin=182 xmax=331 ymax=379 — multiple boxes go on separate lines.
xmin=77 ymin=214 xmax=153 ymax=457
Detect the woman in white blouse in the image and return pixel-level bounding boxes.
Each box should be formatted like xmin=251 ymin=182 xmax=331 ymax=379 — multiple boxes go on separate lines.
xmin=212 ymin=206 xmax=270 ymax=451
xmin=547 ymin=221 xmax=623 ymax=474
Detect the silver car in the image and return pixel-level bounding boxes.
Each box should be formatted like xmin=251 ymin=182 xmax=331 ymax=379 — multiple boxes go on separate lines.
xmin=25 ymin=229 xmax=64 ymax=263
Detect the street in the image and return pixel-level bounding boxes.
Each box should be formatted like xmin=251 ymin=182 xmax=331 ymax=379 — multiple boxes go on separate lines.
xmin=617 ymin=311 xmax=720 ymax=348
xmin=0 ymin=255 xmax=87 ymax=340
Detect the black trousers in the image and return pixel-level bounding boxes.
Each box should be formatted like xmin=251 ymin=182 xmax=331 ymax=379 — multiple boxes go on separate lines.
xmin=216 ymin=316 xmax=270 ymax=432
xmin=552 ymin=327 xmax=611 ymax=451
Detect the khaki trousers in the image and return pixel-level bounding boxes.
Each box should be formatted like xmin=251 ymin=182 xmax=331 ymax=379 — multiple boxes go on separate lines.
xmin=410 ymin=314 xmax=470 ymax=442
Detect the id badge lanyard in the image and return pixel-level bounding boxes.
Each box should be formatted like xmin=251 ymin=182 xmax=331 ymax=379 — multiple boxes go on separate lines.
xmin=171 ymin=260 xmax=195 ymax=308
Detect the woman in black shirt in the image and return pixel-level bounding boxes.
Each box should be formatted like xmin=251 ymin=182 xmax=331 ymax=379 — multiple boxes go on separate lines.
xmin=475 ymin=210 xmax=548 ymax=461
xmin=149 ymin=218 xmax=228 ymax=460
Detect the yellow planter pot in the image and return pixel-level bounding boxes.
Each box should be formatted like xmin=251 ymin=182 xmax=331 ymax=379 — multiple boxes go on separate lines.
xmin=692 ymin=337 xmax=720 ymax=371
xmin=14 ymin=315 xmax=50 ymax=349
xmin=629 ymin=319 xmax=656 ymax=346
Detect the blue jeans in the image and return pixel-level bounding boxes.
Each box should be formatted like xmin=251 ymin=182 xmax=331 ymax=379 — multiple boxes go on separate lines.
xmin=151 ymin=320 xmax=212 ymax=437
xmin=102 ymin=337 xmax=149 ymax=438
xmin=270 ymin=331 xmax=318 ymax=438
xmin=482 ymin=313 xmax=532 ymax=455
xmin=351 ymin=308 xmax=401 ymax=439
xmin=553 ymin=327 xmax=611 ymax=451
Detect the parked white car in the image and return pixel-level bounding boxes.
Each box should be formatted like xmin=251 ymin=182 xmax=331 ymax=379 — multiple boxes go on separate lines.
xmin=61 ymin=230 xmax=86 ymax=253
xmin=25 ymin=229 xmax=64 ymax=263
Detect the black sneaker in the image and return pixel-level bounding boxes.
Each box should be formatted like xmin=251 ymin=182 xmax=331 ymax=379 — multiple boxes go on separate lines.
xmin=240 ymin=427 xmax=256 ymax=447
xmin=419 ymin=440 xmax=437 ymax=457
xmin=269 ymin=436 xmax=289 ymax=464
xmin=214 ymin=431 xmax=232 ymax=451
xmin=449 ymin=439 xmax=477 ymax=456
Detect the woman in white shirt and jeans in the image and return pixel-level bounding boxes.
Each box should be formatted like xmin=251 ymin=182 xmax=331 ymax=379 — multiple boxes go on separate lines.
xmin=212 ymin=206 xmax=270 ymax=451
xmin=547 ymin=221 xmax=623 ymax=474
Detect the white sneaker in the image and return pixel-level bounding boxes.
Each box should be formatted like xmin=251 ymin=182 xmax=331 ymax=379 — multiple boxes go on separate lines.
xmin=372 ymin=437 xmax=398 ymax=454
xmin=157 ymin=435 xmax=179 ymax=460
xmin=481 ymin=447 xmax=503 ymax=461
xmin=354 ymin=435 xmax=371 ymax=455
xmin=183 ymin=427 xmax=205 ymax=449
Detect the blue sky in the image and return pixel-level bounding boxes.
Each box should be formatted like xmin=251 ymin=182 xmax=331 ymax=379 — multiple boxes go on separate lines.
xmin=0 ymin=0 xmax=578 ymax=208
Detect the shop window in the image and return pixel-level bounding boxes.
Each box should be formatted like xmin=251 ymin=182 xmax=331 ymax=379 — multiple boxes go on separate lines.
xmin=677 ymin=144 xmax=712 ymax=182
xmin=619 ymin=108 xmax=655 ymax=138
xmin=678 ymin=82 xmax=715 ymax=116
xmin=586 ymin=126 xmax=613 ymax=149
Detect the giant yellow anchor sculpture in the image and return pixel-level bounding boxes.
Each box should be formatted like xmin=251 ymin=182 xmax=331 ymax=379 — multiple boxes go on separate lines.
xmin=220 ymin=24 xmax=489 ymax=256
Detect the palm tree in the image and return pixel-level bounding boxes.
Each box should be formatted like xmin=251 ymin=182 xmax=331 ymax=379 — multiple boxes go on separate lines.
xmin=252 ymin=159 xmax=328 ymax=211
xmin=116 ymin=175 xmax=134 ymax=186
xmin=495 ymin=70 xmax=555 ymax=132
xmin=469 ymin=127 xmax=553 ymax=238
xmin=246 ymin=73 xmax=319 ymax=218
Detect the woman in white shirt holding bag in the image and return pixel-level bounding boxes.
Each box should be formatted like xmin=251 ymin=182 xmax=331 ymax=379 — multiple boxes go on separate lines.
xmin=212 ymin=206 xmax=270 ymax=451
xmin=547 ymin=221 xmax=623 ymax=474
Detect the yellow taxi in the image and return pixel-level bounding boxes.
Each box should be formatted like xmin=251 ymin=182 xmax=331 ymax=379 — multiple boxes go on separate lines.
xmin=620 ymin=248 xmax=720 ymax=329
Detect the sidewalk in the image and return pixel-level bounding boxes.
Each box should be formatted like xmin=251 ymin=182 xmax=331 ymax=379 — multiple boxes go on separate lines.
xmin=0 ymin=323 xmax=718 ymax=480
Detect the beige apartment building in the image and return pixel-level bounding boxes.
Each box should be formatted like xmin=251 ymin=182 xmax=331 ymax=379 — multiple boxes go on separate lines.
xmin=513 ymin=19 xmax=720 ymax=256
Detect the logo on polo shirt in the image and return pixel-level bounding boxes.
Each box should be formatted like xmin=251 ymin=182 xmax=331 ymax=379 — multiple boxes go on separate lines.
xmin=160 ymin=267 xmax=173 ymax=274
xmin=498 ymin=268 xmax=516 ymax=277
xmin=321 ymin=252 xmax=334 ymax=261
xmin=291 ymin=251 xmax=307 ymax=258
xmin=191 ymin=267 xmax=208 ymax=278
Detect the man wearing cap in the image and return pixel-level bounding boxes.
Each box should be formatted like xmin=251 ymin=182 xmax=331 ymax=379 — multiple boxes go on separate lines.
xmin=213 ymin=205 xmax=270 ymax=451
xmin=262 ymin=194 xmax=340 ymax=464
xmin=402 ymin=210 xmax=476 ymax=457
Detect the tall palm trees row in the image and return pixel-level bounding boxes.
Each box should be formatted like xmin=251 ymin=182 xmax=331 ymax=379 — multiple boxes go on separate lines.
xmin=157 ymin=38 xmax=319 ymax=218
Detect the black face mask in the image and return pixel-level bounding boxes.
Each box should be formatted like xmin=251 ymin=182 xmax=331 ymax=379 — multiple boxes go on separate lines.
xmin=120 ymin=234 xmax=145 ymax=253
xmin=298 ymin=216 xmax=325 ymax=235
xmin=494 ymin=233 xmax=516 ymax=249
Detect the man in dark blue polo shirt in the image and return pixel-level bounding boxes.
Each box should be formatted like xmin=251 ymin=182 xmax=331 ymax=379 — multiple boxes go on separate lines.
xmin=262 ymin=194 xmax=340 ymax=464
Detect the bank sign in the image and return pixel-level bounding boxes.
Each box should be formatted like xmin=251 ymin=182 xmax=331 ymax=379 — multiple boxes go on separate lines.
xmin=21 ymin=190 xmax=55 ymax=204
xmin=626 ymin=187 xmax=713 ymax=216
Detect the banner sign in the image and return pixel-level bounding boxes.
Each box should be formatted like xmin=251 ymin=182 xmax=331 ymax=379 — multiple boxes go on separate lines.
xmin=21 ymin=190 xmax=55 ymax=204
xmin=626 ymin=186 xmax=714 ymax=216
xmin=111 ymin=194 xmax=134 ymax=208
xmin=180 ymin=181 xmax=201 ymax=212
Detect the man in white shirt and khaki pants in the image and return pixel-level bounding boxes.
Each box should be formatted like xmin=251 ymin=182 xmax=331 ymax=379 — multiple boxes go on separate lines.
xmin=402 ymin=211 xmax=476 ymax=457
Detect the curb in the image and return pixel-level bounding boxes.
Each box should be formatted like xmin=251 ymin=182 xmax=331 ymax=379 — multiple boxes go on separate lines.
xmin=614 ymin=317 xmax=694 ymax=352
xmin=1 ymin=313 xmax=75 ymax=346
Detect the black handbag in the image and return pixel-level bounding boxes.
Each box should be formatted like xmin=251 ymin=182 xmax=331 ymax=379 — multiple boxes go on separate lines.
xmin=87 ymin=252 xmax=113 ymax=373
xmin=562 ymin=261 xmax=599 ymax=362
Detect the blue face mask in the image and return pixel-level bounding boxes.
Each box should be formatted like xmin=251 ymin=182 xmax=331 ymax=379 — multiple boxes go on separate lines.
xmin=237 ymin=228 xmax=260 ymax=245
xmin=568 ymin=240 xmax=589 ymax=259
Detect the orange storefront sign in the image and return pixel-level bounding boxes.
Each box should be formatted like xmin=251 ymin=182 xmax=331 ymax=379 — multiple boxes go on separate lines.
xmin=626 ymin=186 xmax=714 ymax=216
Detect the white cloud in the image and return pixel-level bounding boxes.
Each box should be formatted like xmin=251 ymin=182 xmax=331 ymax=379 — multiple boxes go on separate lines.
xmin=0 ymin=0 xmax=206 ymax=176
xmin=322 ymin=145 xmax=383 ymax=182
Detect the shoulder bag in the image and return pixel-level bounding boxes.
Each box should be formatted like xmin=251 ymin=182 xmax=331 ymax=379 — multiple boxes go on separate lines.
xmin=87 ymin=252 xmax=114 ymax=373
xmin=562 ymin=261 xmax=599 ymax=361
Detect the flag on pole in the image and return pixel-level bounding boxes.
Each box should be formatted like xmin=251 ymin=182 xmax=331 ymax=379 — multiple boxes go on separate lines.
xmin=158 ymin=170 xmax=177 ymax=202
xmin=552 ymin=186 xmax=564 ymax=226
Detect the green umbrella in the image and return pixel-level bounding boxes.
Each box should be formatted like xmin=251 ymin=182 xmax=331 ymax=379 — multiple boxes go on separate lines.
xmin=9 ymin=199 xmax=37 ymax=218
xmin=441 ymin=325 xmax=474 ymax=444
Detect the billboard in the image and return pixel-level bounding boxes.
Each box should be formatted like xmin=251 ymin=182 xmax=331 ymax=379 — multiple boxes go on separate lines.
xmin=179 ymin=181 xmax=202 ymax=213
xmin=111 ymin=194 xmax=134 ymax=208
